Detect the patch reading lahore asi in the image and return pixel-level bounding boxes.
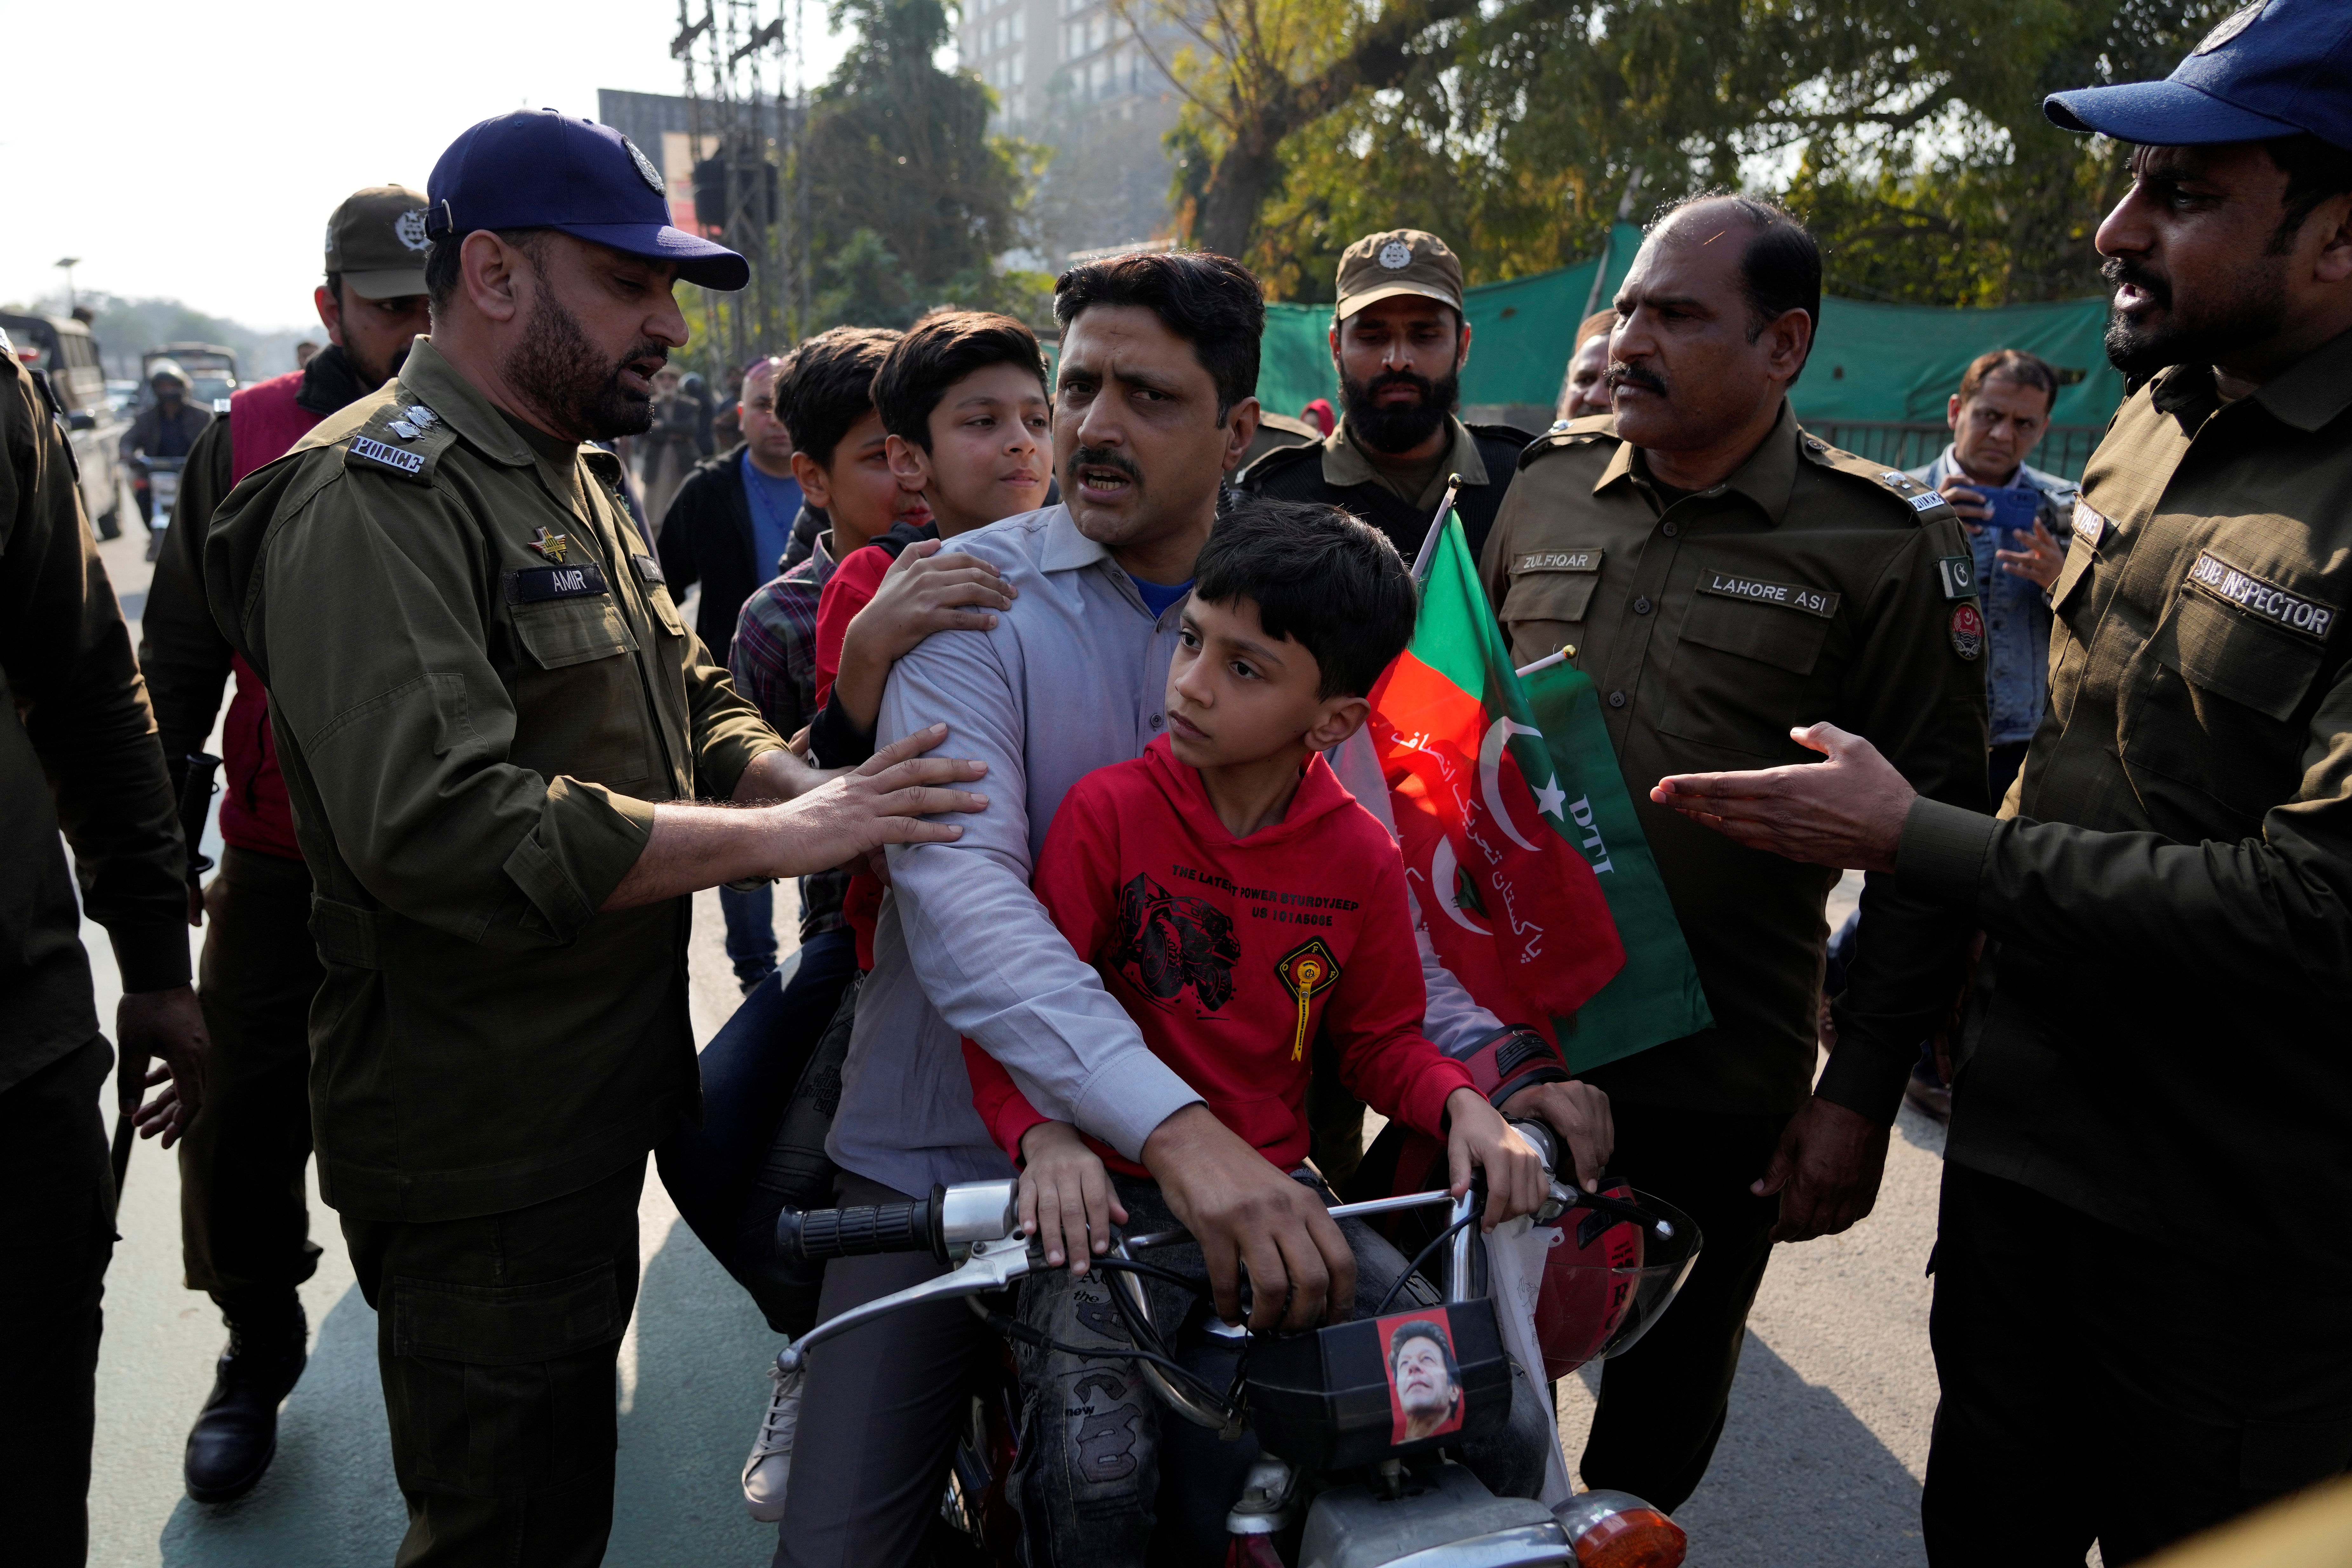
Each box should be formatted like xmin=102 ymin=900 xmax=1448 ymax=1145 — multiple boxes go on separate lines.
xmin=2184 ymin=551 xmax=2338 ymax=640
xmin=1697 ymin=570 xmax=1839 ymax=618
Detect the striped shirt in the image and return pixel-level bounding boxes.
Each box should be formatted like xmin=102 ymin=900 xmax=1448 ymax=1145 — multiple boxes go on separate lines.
xmin=730 ymin=526 xmax=849 ymax=937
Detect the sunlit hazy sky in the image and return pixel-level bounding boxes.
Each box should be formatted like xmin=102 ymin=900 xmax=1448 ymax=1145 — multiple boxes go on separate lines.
xmin=3 ymin=0 xmax=855 ymax=328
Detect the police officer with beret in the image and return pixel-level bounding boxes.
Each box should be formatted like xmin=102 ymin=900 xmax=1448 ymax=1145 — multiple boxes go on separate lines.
xmin=1240 ymin=228 xmax=1531 ymax=564
xmin=204 ymin=110 xmax=985 ymax=1565
xmin=1648 ymin=4 xmax=2352 ymax=1559
xmin=1481 ymin=193 xmax=1988 ymax=1512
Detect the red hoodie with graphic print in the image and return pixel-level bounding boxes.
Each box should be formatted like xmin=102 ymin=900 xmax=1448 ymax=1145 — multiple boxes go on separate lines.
xmin=963 ymin=734 xmax=1475 ymax=1176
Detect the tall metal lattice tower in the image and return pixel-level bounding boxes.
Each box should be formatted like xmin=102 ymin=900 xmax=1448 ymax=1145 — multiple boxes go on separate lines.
xmin=672 ymin=0 xmax=814 ymax=365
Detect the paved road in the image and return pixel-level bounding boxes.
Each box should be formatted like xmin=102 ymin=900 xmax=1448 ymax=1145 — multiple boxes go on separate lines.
xmin=81 ymin=521 xmax=1960 ymax=1566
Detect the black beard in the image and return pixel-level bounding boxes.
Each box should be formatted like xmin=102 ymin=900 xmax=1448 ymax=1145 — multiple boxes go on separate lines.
xmin=348 ymin=336 xmax=414 ymax=394
xmin=2101 ymin=252 xmax=2287 ymax=384
xmin=1342 ymin=366 xmax=1458 ymax=453
xmin=504 ymin=287 xmax=665 ymax=441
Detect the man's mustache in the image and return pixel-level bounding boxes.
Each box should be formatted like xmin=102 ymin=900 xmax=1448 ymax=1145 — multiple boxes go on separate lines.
xmin=1065 ymin=444 xmax=1141 ymax=484
xmin=1365 ymin=367 xmax=1435 ymax=400
xmin=2101 ymin=255 xmax=2170 ymax=310
xmin=1605 ymin=362 xmax=1668 ymax=397
xmin=613 ymin=342 xmax=670 ymax=392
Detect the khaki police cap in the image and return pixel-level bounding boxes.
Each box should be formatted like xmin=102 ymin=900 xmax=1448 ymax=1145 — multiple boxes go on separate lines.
xmin=324 ymin=185 xmax=431 ymax=300
xmin=1335 ymin=229 xmax=1464 ymax=321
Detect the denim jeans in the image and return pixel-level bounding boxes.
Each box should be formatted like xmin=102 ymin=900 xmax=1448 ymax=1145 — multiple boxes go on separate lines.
xmin=1010 ymin=1173 xmax=1553 ymax=1566
xmin=659 ymin=928 xmax=858 ymax=1330
xmin=718 ymin=882 xmax=781 ymax=987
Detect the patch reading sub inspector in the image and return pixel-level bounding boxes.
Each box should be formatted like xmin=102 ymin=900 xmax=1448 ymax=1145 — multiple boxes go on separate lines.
xmin=2184 ymin=551 xmax=2338 ymax=640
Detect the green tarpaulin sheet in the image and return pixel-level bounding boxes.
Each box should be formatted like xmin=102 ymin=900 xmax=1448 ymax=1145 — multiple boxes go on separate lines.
xmin=1255 ymin=223 xmax=2123 ymax=433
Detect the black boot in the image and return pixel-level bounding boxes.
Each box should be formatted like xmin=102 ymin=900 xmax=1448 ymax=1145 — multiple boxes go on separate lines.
xmin=184 ymin=1301 xmax=308 ymax=1503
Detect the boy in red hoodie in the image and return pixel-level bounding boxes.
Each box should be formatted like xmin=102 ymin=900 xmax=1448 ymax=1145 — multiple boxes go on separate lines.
xmin=962 ymin=495 xmax=1551 ymax=1562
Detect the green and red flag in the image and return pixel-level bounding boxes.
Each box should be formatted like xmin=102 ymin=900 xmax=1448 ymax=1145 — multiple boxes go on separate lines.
xmin=1515 ymin=653 xmax=1713 ymax=1072
xmin=1367 ymin=511 xmax=1625 ymax=1028
xmin=1368 ymin=509 xmax=1710 ymax=1073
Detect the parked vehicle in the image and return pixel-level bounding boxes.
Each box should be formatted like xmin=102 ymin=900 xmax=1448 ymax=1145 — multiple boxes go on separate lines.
xmin=2 ymin=312 xmax=129 ymax=537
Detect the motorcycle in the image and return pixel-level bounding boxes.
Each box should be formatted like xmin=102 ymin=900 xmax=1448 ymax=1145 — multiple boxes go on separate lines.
xmin=775 ymin=1121 xmax=1701 ymax=1568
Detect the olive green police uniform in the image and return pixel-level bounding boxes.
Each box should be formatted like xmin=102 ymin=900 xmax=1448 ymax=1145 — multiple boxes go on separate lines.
xmin=1480 ymin=401 xmax=1988 ymax=1508
xmin=1910 ymin=330 xmax=2352 ymax=1561
xmin=206 ymin=337 xmax=783 ymax=1562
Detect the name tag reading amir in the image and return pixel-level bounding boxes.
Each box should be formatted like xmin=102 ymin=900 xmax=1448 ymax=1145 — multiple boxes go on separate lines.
xmin=1515 ymin=549 xmax=1602 ymax=574
xmin=2184 ymin=550 xmax=2338 ymax=640
xmin=507 ymin=564 xmax=611 ymax=604
xmin=1697 ymin=569 xmax=1840 ymax=619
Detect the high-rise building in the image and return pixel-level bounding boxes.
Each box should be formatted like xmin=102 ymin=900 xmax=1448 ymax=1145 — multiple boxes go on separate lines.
xmin=958 ymin=0 xmax=1180 ymax=261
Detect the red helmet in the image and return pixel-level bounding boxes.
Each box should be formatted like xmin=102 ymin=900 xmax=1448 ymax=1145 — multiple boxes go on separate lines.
xmin=1532 ymin=1186 xmax=1699 ymax=1379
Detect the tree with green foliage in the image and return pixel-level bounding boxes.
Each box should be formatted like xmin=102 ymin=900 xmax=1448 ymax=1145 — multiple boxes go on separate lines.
xmin=1148 ymin=0 xmax=2238 ymax=308
xmin=801 ymin=0 xmax=1049 ymax=328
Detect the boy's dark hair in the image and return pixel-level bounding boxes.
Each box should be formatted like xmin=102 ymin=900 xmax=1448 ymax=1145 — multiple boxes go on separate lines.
xmin=775 ymin=326 xmax=902 ymax=467
xmin=1193 ymin=494 xmax=1417 ymax=699
xmin=1646 ymin=191 xmax=1822 ymax=383
xmin=1052 ymin=251 xmax=1264 ymax=423
xmin=872 ymin=310 xmax=1050 ymax=452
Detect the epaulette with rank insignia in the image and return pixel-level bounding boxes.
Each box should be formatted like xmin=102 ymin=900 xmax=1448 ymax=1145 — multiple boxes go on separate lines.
xmin=1518 ymin=412 xmax=1617 ymax=471
xmin=1799 ymin=430 xmax=1960 ymax=526
xmin=342 ymin=397 xmax=458 ymax=485
xmin=1235 ymin=437 xmax=1324 ymax=494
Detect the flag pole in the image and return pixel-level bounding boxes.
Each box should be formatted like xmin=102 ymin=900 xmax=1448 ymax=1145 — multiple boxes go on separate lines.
xmin=1515 ymin=649 xmax=1569 ymax=678
xmin=1410 ymin=474 xmax=1462 ymax=581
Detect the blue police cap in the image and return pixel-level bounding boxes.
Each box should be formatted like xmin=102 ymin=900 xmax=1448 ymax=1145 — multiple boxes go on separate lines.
xmin=425 ymin=109 xmax=751 ymax=291
xmin=2045 ymin=0 xmax=2352 ymax=150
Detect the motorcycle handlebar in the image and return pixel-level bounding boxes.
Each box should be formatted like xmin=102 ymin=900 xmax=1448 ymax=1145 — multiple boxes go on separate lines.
xmin=780 ymin=1190 xmax=940 ymax=1262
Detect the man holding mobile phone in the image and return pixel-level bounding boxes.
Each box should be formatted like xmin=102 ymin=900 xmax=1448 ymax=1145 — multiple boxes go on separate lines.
xmin=1907 ymin=348 xmax=2076 ymax=809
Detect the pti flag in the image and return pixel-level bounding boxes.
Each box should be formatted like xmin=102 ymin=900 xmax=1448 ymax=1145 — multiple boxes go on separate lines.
xmin=1368 ymin=513 xmax=1625 ymax=1030
xmin=1516 ymin=655 xmax=1713 ymax=1073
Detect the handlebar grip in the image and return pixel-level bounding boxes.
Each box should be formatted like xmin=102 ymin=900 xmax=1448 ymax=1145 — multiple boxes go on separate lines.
xmin=777 ymin=1186 xmax=943 ymax=1262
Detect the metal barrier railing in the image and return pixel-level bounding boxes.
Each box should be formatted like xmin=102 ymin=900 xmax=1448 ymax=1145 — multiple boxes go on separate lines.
xmin=1806 ymin=421 xmax=2107 ymax=484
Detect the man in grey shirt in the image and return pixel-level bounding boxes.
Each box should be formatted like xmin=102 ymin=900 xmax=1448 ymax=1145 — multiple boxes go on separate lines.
xmin=781 ymin=252 xmax=1609 ymax=1565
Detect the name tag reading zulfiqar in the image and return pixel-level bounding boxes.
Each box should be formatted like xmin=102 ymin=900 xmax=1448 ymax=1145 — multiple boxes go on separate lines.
xmin=1697 ymin=570 xmax=1840 ymax=619
xmin=2184 ymin=550 xmax=2338 ymax=640
xmin=506 ymin=564 xmax=611 ymax=604
xmin=1515 ymin=549 xmax=1603 ymax=574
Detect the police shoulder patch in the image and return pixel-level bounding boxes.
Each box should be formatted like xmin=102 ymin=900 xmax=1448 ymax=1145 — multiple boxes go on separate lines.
xmin=1805 ymin=436 xmax=1955 ymax=524
xmin=1519 ymin=415 xmax=1617 ymax=471
xmin=343 ymin=403 xmax=455 ymax=484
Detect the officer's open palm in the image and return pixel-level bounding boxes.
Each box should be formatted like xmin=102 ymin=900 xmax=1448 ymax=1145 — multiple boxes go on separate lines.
xmin=769 ymin=724 xmax=988 ymax=876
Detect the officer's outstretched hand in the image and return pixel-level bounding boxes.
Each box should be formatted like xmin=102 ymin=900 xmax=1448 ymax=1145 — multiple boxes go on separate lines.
xmin=601 ymin=725 xmax=989 ymax=911
xmin=1649 ymin=722 xmax=1915 ymax=872
xmin=1751 ymin=1095 xmax=1890 ymax=1243
xmin=769 ymin=724 xmax=989 ymax=876
xmin=118 ymin=984 xmax=210 ymax=1148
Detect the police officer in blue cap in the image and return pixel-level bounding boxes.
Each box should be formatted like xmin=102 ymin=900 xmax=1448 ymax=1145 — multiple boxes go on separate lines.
xmin=1635 ymin=3 xmax=2352 ymax=1561
xmin=199 ymin=110 xmax=987 ymax=1565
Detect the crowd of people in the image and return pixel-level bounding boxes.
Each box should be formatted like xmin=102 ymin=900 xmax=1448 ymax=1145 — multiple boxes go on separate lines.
xmin=4 ymin=5 xmax=2351 ymax=1567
